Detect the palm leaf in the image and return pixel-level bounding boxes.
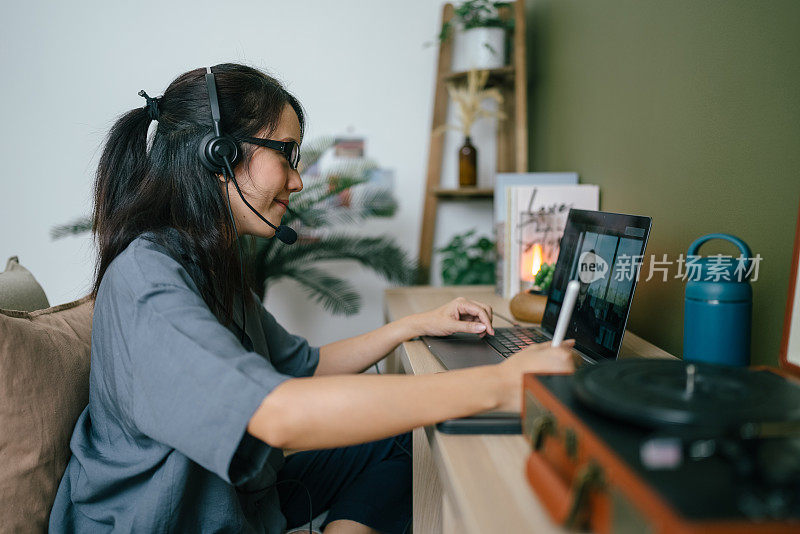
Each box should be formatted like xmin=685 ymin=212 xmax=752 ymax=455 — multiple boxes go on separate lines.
xmin=297 ymin=175 xmax=367 ymax=203
xmin=297 ymin=136 xmax=335 ymax=173
xmin=264 ymin=234 xmax=415 ymax=285
xmin=286 ymin=177 xmax=369 ymax=228
xmin=51 ymin=216 xmax=92 ymax=239
xmin=275 ymin=266 xmax=361 ymax=316
xmin=338 ymin=186 xmax=397 ymax=219
xmin=318 ymin=159 xmax=379 ymax=181
xmin=295 ymin=187 xmax=397 ymax=228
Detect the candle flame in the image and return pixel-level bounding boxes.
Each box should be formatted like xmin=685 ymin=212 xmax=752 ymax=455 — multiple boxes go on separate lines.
xmin=521 ymin=243 xmax=544 ymax=281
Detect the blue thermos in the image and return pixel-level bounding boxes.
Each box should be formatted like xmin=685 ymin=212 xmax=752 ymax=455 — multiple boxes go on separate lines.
xmin=683 ymin=233 xmax=753 ymax=366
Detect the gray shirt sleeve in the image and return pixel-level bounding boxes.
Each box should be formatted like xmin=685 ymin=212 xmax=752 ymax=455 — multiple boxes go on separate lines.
xmin=255 ymin=303 xmax=320 ymax=378
xmin=115 ymin=239 xmax=293 ymax=485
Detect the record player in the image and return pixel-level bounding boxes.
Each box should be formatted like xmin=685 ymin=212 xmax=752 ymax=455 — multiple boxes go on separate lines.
xmin=520 ymin=201 xmax=800 ymax=533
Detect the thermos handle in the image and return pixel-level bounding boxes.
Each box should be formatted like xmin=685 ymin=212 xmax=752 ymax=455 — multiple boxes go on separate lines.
xmin=686 ymin=233 xmax=752 ymax=260
xmin=684 ymin=233 xmax=754 ymax=367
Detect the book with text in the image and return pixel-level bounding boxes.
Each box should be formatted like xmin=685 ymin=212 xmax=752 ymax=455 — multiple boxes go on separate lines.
xmin=494 ymin=173 xmax=578 ymax=296
xmin=503 ymin=185 xmax=599 ymax=299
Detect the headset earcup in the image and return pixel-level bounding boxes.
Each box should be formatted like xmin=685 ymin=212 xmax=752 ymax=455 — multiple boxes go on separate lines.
xmin=198 ymin=133 xmax=240 ymax=173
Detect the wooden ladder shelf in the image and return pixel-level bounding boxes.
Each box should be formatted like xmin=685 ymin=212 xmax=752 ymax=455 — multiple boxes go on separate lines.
xmin=417 ymin=0 xmax=529 ymax=283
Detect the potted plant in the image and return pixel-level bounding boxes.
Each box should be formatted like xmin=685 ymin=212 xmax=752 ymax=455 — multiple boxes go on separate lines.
xmin=439 ymin=1 xmax=514 ymax=72
xmin=52 ymin=137 xmax=416 ymax=316
xmin=437 ymin=229 xmax=496 ymax=285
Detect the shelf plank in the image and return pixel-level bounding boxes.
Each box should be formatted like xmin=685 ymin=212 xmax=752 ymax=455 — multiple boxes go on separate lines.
xmin=433 ymin=187 xmax=494 ymax=199
xmin=442 ymin=65 xmax=515 ymax=87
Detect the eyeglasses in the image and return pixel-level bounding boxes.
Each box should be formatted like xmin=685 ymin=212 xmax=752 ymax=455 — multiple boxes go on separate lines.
xmin=236 ymin=136 xmax=301 ymax=170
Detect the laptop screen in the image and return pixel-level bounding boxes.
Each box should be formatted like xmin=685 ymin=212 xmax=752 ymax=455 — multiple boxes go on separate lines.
xmin=541 ymin=209 xmax=652 ymax=362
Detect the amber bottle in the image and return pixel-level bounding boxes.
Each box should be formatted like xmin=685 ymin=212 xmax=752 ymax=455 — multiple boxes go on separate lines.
xmin=458 ymin=136 xmax=477 ymax=187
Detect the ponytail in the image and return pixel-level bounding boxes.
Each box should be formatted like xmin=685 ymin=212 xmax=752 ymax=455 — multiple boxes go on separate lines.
xmin=91 ymin=106 xmax=152 ymax=298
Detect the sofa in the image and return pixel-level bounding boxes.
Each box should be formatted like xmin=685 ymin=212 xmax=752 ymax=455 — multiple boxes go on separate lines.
xmin=0 ymin=256 xmax=93 ymax=533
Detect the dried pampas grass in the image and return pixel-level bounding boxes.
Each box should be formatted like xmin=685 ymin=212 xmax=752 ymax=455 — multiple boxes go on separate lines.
xmin=434 ymin=69 xmax=506 ymax=137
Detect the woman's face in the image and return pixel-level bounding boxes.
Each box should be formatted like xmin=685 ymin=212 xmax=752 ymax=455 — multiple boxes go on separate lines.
xmin=223 ymin=102 xmax=303 ymax=238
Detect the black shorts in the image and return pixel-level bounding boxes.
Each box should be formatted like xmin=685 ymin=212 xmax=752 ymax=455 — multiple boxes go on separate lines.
xmin=278 ymin=432 xmax=412 ymax=534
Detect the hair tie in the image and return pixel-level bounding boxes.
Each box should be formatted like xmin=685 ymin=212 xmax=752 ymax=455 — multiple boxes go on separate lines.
xmin=138 ymin=90 xmax=161 ymax=121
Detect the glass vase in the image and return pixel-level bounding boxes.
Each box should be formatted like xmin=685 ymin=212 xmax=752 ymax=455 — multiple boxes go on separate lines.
xmin=458 ymin=136 xmax=477 ymax=187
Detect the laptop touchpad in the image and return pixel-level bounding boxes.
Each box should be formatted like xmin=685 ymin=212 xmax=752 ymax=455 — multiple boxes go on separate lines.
xmin=422 ymin=335 xmax=505 ymax=370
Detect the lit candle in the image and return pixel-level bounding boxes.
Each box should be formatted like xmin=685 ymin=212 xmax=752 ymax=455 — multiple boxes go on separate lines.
xmin=521 ymin=243 xmax=543 ymax=282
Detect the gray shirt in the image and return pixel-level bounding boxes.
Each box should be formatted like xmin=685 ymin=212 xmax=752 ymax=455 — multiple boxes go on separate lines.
xmin=49 ymin=232 xmax=319 ymax=533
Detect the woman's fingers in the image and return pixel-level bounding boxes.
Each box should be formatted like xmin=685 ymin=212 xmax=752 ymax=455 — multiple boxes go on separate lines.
xmin=456 ymin=300 xmax=494 ymax=335
xmin=466 ymin=299 xmax=493 ymax=327
xmin=426 ymin=298 xmax=496 ymax=337
xmin=444 ymin=318 xmax=487 ymax=335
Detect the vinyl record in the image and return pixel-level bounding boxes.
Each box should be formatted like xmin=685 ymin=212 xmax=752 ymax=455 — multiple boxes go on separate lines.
xmin=572 ymin=360 xmax=800 ymax=429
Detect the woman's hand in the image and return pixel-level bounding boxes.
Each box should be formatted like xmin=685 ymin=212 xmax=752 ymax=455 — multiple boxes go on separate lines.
xmin=495 ymin=340 xmax=575 ymax=412
xmin=407 ymin=297 xmax=495 ymax=338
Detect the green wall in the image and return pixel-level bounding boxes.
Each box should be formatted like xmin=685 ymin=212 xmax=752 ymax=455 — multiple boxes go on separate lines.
xmin=526 ymin=0 xmax=800 ymax=365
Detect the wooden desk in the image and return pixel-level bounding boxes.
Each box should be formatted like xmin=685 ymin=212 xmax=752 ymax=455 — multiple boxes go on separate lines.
xmin=383 ymin=285 xmax=676 ymax=534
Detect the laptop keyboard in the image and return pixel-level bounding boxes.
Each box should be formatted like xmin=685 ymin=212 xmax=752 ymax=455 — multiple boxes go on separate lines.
xmin=485 ymin=327 xmax=549 ymax=358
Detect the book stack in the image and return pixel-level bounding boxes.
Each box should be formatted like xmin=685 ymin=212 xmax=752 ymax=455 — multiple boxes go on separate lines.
xmin=495 ymin=173 xmax=599 ymax=299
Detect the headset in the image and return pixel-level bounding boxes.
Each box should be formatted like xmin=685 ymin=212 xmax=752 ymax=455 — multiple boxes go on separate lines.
xmin=198 ymin=66 xmax=298 ymax=351
xmin=199 ymin=66 xmax=297 ymax=245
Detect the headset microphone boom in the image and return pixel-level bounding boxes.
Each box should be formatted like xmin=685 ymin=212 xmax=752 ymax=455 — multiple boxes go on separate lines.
xmin=197 ymin=66 xmax=297 ymax=245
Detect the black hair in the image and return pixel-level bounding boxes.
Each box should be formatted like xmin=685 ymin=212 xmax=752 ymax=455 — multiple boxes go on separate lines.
xmin=92 ymin=63 xmax=305 ymax=325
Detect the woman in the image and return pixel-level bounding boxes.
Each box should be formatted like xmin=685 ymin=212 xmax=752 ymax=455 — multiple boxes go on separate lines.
xmin=49 ymin=64 xmax=574 ymax=534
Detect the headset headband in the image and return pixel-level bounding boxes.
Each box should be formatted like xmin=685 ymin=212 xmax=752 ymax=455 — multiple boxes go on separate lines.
xmin=205 ymin=67 xmax=222 ymax=137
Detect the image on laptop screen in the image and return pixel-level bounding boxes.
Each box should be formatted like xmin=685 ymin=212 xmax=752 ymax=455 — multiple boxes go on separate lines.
xmin=542 ymin=209 xmax=652 ymax=361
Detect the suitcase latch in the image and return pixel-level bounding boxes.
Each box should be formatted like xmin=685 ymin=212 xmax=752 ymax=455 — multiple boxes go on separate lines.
xmin=530 ymin=413 xmax=555 ymax=451
xmin=565 ymin=462 xmax=605 ymax=529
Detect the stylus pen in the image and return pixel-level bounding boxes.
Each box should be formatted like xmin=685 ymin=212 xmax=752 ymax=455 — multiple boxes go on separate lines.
xmin=552 ymin=280 xmax=580 ymax=347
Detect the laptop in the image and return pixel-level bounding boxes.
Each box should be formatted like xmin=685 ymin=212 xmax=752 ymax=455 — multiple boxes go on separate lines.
xmin=426 ymin=209 xmax=651 ymax=434
xmin=423 ymin=209 xmax=652 ymax=371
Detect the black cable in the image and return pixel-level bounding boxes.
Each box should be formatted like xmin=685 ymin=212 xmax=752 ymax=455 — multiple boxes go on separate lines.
xmin=274 ymin=479 xmax=314 ymax=534
xmin=224 ymin=158 xmax=282 ymax=236
xmin=393 ymin=437 xmax=412 ymax=459
xmin=238 ymin=478 xmax=314 ymax=534
xmin=222 ymin=165 xmax=247 ymax=345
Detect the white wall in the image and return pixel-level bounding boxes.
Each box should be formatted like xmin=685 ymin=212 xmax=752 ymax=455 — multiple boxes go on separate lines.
xmin=1 ymin=0 xmax=496 ymax=346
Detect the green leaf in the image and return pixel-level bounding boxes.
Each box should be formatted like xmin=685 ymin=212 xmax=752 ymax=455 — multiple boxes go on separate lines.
xmin=276 ymin=266 xmax=361 ymax=316
xmin=477 ymin=237 xmax=493 ymax=250
xmin=438 ymin=20 xmax=452 ymax=42
xmin=51 ymin=216 xmax=92 ymax=240
xmin=261 ymin=234 xmax=415 ymax=286
xmin=435 ymin=227 xmax=496 ymax=286
xmin=297 ymin=136 xmax=335 ymax=172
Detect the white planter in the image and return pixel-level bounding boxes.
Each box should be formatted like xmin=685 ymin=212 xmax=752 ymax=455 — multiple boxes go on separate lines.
xmin=451 ymin=27 xmax=506 ymax=72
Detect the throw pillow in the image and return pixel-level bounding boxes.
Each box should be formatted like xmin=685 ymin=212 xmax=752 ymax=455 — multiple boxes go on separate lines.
xmin=0 ymin=297 xmax=93 ymax=533
xmin=0 ymin=256 xmax=50 ymax=312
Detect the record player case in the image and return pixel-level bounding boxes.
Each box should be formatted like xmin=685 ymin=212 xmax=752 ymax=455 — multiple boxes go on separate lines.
xmin=522 ymin=370 xmax=800 ymax=534
xmin=520 ymin=201 xmax=800 ymax=533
